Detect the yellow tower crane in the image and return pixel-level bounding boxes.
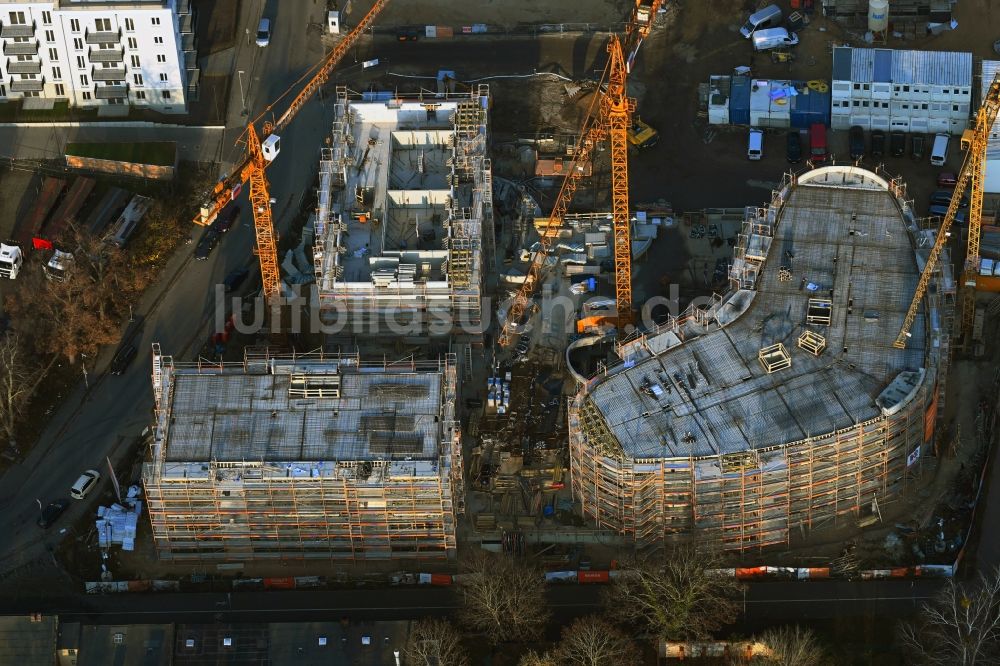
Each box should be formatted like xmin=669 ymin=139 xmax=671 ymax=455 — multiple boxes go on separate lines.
xmin=497 ymin=0 xmax=661 ymax=346
xmin=894 ymin=73 xmax=1000 ymax=348
xmin=193 ymin=0 xmax=389 ymax=302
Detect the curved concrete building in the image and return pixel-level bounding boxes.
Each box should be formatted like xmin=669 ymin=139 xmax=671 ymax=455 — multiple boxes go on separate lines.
xmin=569 ymin=167 xmax=953 ymax=551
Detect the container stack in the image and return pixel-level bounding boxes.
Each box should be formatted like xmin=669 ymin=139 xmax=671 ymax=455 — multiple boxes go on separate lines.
xmin=729 ymin=76 xmax=751 ymax=125
xmin=722 ymin=76 xmax=830 ymax=128
xmin=708 ymin=75 xmax=732 ymax=125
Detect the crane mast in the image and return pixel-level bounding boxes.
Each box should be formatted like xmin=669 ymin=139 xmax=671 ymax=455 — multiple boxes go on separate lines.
xmin=497 ymin=0 xmax=661 ymax=345
xmin=193 ymin=0 xmax=390 ymax=302
xmin=894 ymin=74 xmax=1000 ymax=348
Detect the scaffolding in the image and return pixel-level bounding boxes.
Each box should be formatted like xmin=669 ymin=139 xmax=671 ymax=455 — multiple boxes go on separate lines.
xmin=569 ymin=166 xmax=948 ymax=552
xmin=311 ymin=87 xmax=492 ymax=339
xmin=142 ymin=348 xmax=461 ymax=562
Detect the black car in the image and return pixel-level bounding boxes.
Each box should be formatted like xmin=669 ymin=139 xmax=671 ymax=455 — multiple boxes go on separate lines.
xmin=890 ymin=131 xmax=906 ymax=157
xmin=849 ymin=126 xmax=865 ymax=159
xmin=930 ymin=189 xmax=969 ymax=208
xmin=223 ymin=267 xmax=250 ymax=293
xmin=110 ymin=344 xmax=137 ymax=375
xmin=213 ymin=205 xmax=241 ymax=234
xmin=515 ymin=334 xmax=531 ymax=355
xmin=396 ymin=27 xmax=419 ymax=41
xmin=871 ymin=130 xmax=886 ymax=158
xmin=194 ymin=229 xmax=220 ymax=260
xmin=911 ymin=134 xmax=926 ymax=160
xmin=785 ymin=131 xmax=802 ymax=163
xmin=37 ymin=498 xmax=69 ymax=528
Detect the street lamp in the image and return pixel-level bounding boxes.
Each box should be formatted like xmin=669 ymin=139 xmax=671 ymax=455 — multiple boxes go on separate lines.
xmin=81 ymin=353 xmax=89 ymax=389
xmin=237 ymin=70 xmax=247 ymax=116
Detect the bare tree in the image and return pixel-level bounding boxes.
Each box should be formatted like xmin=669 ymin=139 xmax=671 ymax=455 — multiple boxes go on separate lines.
xmin=604 ymin=544 xmax=743 ymax=641
xmin=552 ymin=616 xmax=640 ymax=666
xmin=457 ymin=551 xmax=550 ymax=645
xmin=727 ymin=625 xmax=830 ymax=665
xmin=0 ymin=333 xmax=41 ymax=445
xmin=899 ymin=568 xmax=1000 ymax=665
xmin=518 ymin=650 xmax=558 ymax=666
xmin=402 ymin=618 xmax=469 ymax=666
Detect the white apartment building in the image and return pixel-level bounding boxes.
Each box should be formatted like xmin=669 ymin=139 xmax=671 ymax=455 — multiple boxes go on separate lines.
xmin=0 ymin=0 xmax=197 ymax=114
xmin=831 ymin=46 xmax=972 ymax=135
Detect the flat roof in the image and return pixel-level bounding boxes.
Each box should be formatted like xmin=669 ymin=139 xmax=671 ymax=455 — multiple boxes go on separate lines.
xmin=589 ymin=168 xmax=928 ymax=458
xmin=163 ymin=363 xmax=445 ymax=463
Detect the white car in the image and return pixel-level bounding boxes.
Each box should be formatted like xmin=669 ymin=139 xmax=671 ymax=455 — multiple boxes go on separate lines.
xmin=70 ymin=469 xmax=101 ymax=500
xmin=256 ymin=18 xmax=271 ymax=47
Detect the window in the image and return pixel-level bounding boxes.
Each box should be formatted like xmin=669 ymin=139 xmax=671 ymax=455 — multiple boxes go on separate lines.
xmin=54 ymin=83 xmax=65 ymax=96
xmin=161 ymin=90 xmax=171 ymax=100
xmin=8 ymin=11 xmax=26 ymax=25
xmin=42 ymin=11 xmax=52 ymax=25
xmin=23 ymin=91 xmax=39 ymax=98
xmin=51 ymin=66 xmax=62 ymax=80
xmin=79 ymin=74 xmax=89 ymax=86
xmin=922 ymin=103 xmax=929 ymax=110
xmin=45 ymin=29 xmax=55 ymax=42
xmin=95 ymin=18 xmax=112 ymax=32
xmin=82 ymin=91 xmax=91 ymax=100
xmin=133 ymin=73 xmax=143 ymax=85
xmin=73 ymin=38 xmax=83 ymax=51
xmin=903 ymin=85 xmax=910 ymax=92
xmin=158 ymin=73 xmax=168 ymax=82
xmin=76 ymin=56 xmax=85 ymax=68
xmin=156 ymin=54 xmax=166 ymax=63
xmin=862 ymin=84 xmax=870 ymax=91
xmin=853 ymin=83 xmax=860 ymax=91
xmin=48 ymin=47 xmax=58 ymax=60
xmin=151 ymin=17 xmax=161 ymax=26
xmin=954 ymin=104 xmax=960 ymax=112
xmin=127 ymin=37 xmax=138 ymax=49
xmin=70 ymin=18 xmax=80 ymax=32
xmin=154 ymin=36 xmax=164 ymax=45
xmin=130 ymin=55 xmax=140 ymax=67
xmin=942 ymin=88 xmax=949 ymax=95
xmin=135 ymin=90 xmax=146 ymax=100
xmin=124 ymin=18 xmax=134 ymax=31
xmin=852 ymin=100 xmax=860 ymax=107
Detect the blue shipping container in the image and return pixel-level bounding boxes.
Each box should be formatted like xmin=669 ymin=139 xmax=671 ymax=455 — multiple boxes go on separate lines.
xmin=729 ymin=76 xmax=751 ymax=125
xmin=361 ymin=91 xmax=394 ymax=102
xmin=790 ymin=83 xmax=831 ymax=129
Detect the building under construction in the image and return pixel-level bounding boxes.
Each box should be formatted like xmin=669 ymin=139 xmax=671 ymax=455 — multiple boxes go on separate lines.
xmin=569 ymin=166 xmax=953 ymax=551
xmin=312 ymin=85 xmax=494 ymax=339
xmin=142 ymin=346 xmax=463 ymax=561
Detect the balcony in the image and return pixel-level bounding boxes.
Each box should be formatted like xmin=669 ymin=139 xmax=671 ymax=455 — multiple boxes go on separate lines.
xmin=3 ymin=41 xmax=38 ymax=56
xmin=7 ymin=60 xmax=41 ymax=75
xmin=181 ymin=33 xmax=196 ymax=53
xmin=94 ymin=84 xmax=128 ymax=99
xmin=85 ymin=29 xmax=120 ymax=45
xmin=89 ymin=47 xmax=123 ymax=63
xmin=92 ymin=67 xmax=126 ymax=81
xmin=179 ymin=12 xmax=194 ymax=35
xmin=9 ymin=77 xmax=44 ymax=93
xmin=0 ymin=23 xmax=35 ymax=39
xmin=178 ymin=0 xmax=192 ymax=15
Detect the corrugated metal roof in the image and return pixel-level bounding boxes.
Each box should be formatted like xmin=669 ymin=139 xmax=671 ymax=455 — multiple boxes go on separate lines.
xmin=983 ymin=61 xmax=1000 ymax=148
xmin=837 ymin=46 xmax=972 ymax=87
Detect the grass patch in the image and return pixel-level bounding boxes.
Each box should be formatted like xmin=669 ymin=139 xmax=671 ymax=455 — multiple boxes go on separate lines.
xmin=66 ymin=141 xmax=177 ymax=167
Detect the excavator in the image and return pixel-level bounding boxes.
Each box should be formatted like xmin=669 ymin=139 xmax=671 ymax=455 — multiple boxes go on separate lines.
xmin=193 ymin=0 xmax=389 ymax=303
xmin=498 ymin=0 xmax=663 ymax=346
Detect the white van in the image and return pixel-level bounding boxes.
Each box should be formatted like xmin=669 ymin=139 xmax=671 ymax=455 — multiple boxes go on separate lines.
xmin=255 ymin=18 xmax=271 ymax=47
xmin=740 ymin=4 xmax=782 ymax=38
xmin=105 ymin=195 xmax=151 ymax=249
xmin=70 ymin=469 xmax=101 ymax=500
xmin=752 ymin=28 xmax=799 ymax=52
xmin=748 ymin=129 xmax=764 ymax=160
xmin=930 ymin=133 xmax=950 ymax=166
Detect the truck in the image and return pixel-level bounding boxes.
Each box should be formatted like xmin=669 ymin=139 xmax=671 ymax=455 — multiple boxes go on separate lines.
xmin=43 ymin=249 xmax=75 ymax=282
xmin=627 ymin=115 xmax=659 ymax=149
xmin=0 ymin=242 xmax=23 ymax=280
xmin=633 ymin=0 xmax=656 ymax=26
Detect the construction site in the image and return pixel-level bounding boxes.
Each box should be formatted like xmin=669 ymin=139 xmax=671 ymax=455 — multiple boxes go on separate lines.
xmin=141 ymin=346 xmax=463 ymax=561
xmin=311 ymin=84 xmax=493 ymax=340
xmin=569 ymin=166 xmax=951 ymax=551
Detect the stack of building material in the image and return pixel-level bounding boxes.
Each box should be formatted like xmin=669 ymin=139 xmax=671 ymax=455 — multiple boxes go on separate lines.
xmin=487 ymin=371 xmax=511 ymax=415
xmin=96 ymin=498 xmax=143 ymax=552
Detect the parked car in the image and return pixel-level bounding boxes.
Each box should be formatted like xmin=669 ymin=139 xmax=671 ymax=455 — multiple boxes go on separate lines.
xmin=194 ymin=229 xmax=220 ymax=260
xmin=396 ymin=27 xmax=419 ymax=41
xmin=911 ymin=134 xmax=926 ymax=160
xmin=930 ymin=189 xmax=969 ymax=208
xmin=871 ymin=130 xmax=886 ymax=158
xmin=937 ymin=172 xmax=958 ymax=188
xmin=37 ymin=499 xmax=69 ymax=528
xmin=890 ymin=131 xmax=906 ymax=157
xmin=928 ymin=204 xmax=968 ymax=225
xmin=255 ymin=18 xmax=271 ymax=47
xmin=70 ymin=470 xmax=101 ymax=500
xmin=515 ymin=334 xmax=531 ymax=356
xmin=747 ymin=129 xmax=764 ymax=160
xmin=849 ymin=126 xmax=865 ymax=160
xmin=109 ymin=344 xmax=137 ymax=375
xmin=809 ymin=123 xmax=829 ymax=164
xmin=785 ymin=131 xmax=802 ymax=163
xmin=223 ymin=267 xmax=250 ymax=293
xmin=213 ymin=205 xmax=241 ymax=234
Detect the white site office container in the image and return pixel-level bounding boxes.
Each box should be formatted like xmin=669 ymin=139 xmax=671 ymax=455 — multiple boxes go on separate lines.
xmin=870 ymin=115 xmax=891 ymax=131
xmin=910 ymin=117 xmax=930 ymax=133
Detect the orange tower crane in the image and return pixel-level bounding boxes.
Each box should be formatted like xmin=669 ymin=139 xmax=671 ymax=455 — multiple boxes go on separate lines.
xmin=193 ymin=0 xmax=389 ymax=302
xmin=894 ymin=73 xmax=1000 ymax=348
xmin=497 ymin=0 xmax=661 ymax=346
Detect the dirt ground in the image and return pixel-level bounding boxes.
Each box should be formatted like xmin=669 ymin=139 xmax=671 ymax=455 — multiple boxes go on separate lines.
xmin=378 ymin=0 xmax=628 ymax=28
